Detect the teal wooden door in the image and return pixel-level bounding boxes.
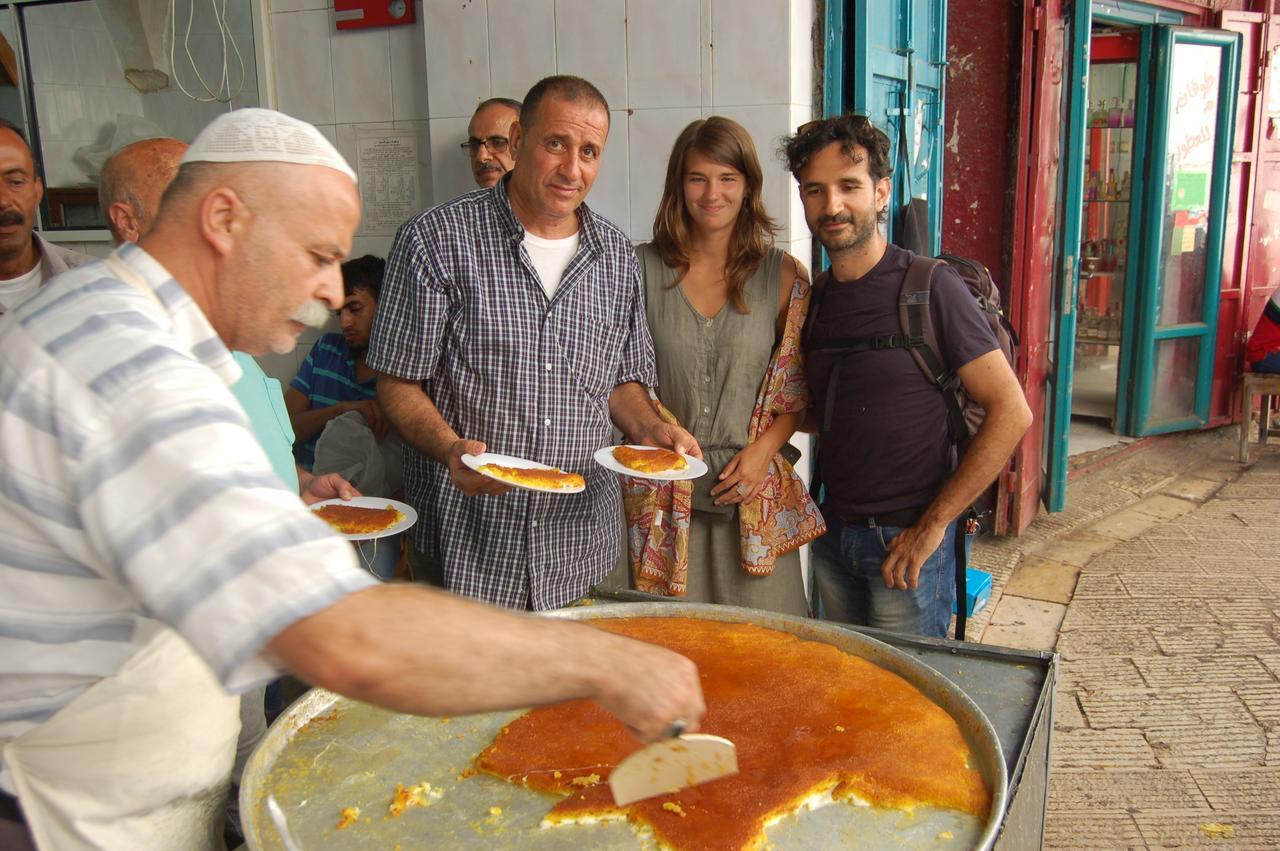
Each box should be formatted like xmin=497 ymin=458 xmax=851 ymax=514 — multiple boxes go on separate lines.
xmin=849 ymin=0 xmax=947 ymax=254
xmin=1043 ymin=0 xmax=1092 ymax=512
xmin=1128 ymin=27 xmax=1240 ymax=435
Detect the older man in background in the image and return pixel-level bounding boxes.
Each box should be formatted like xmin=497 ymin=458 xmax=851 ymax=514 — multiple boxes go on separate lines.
xmin=0 ymin=108 xmax=703 ymax=851
xmin=0 ymin=118 xmax=92 ymax=315
xmin=463 ymin=97 xmax=521 ymax=188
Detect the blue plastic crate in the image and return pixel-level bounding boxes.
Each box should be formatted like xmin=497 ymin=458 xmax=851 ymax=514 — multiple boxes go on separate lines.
xmin=953 ymin=567 xmax=992 ymax=617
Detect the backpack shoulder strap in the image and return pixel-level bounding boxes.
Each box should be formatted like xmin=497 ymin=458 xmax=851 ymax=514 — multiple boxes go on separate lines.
xmin=898 ymin=257 xmax=948 ymax=385
xmin=899 ymin=256 xmax=971 ymax=450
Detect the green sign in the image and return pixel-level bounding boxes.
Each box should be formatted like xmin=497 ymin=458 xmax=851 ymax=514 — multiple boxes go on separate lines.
xmin=1171 ymin=171 xmax=1209 ymax=211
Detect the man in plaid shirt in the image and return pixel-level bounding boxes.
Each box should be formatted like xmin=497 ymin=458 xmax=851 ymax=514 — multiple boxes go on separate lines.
xmin=369 ymin=76 xmax=699 ymax=610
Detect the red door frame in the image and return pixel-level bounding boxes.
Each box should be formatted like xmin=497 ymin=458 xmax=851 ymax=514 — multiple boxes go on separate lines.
xmin=1006 ymin=0 xmax=1068 ymax=535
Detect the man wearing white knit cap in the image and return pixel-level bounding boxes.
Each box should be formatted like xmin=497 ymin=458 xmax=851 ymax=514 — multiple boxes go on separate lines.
xmin=0 ymin=108 xmax=704 ymax=851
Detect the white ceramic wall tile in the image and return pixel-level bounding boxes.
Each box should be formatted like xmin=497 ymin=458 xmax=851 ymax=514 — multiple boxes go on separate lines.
xmin=39 ymin=139 xmax=78 ymax=187
xmin=626 ymin=107 xmax=701 ymax=243
xmin=423 ymin=0 xmax=490 ymax=119
xmin=713 ymin=104 xmax=794 ymax=234
xmin=21 ymin=4 xmax=60 ymax=28
xmin=314 ymin=123 xmax=337 ymax=146
xmin=268 ymin=0 xmax=329 ymax=13
xmin=60 ymin=1 xmax=105 ymax=30
xmin=786 ymin=101 xmax=812 ymax=244
xmin=587 ymin=108 xmax=629 ymax=233
xmin=389 ymin=14 xmax=430 ymax=121
xmin=486 ymin=0 xmax=555 ymax=103
xmin=699 ymin=0 xmax=713 ymax=107
xmin=626 ymin=0 xmax=702 ymax=109
xmin=789 ymin=0 xmax=814 ymax=107
xmin=331 ymin=27 xmax=392 ymax=124
xmin=25 ymin=27 xmax=77 ymax=86
xmin=427 ymin=115 xmax=476 ymax=204
xmin=33 ymin=85 xmax=85 ymax=141
xmin=271 ymin=10 xmax=335 ymax=125
xmin=350 ymin=233 xmax=394 ymax=259
xmin=255 ymin=351 xmax=301 ymax=386
xmin=222 ymin=0 xmax=256 ymax=37
xmin=553 ymin=0 xmax=626 ymax=110
xmin=710 ymin=0 xmax=789 ymax=106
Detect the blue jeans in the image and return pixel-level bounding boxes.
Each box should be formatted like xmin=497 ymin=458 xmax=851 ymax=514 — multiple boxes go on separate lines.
xmin=813 ymin=518 xmax=962 ymax=639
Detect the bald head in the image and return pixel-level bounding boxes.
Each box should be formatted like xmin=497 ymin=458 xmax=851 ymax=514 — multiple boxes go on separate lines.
xmin=99 ymin=138 xmax=188 ymax=244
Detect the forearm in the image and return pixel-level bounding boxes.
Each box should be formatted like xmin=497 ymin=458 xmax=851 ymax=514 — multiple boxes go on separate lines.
xmin=920 ymin=400 xmax=1032 ymax=530
xmin=272 ymin=584 xmax=628 ymax=716
xmin=752 ymin=411 xmax=804 ymax=456
xmin=378 ymin=376 xmax=458 ymax=464
xmin=289 ymin=404 xmax=351 ymax=443
xmin=608 ymin=381 xmax=660 ymax=442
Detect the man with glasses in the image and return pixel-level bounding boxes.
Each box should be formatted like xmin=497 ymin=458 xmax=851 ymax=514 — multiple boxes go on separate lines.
xmin=462 ymin=97 xmax=521 ymax=188
xmin=783 ymin=114 xmax=1030 ymax=639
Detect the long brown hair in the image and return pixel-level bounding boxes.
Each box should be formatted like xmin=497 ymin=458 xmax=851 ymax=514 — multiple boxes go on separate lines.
xmin=651 ymin=117 xmax=777 ymax=313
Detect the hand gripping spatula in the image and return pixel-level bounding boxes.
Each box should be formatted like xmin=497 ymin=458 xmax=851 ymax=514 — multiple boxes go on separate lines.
xmin=608 ymin=733 xmax=739 ymax=806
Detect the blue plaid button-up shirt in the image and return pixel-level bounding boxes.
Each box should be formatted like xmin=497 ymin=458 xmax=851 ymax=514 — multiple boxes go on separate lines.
xmin=367 ymin=180 xmax=656 ymax=610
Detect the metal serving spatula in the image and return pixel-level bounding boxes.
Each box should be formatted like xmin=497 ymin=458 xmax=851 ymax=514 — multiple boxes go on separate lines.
xmin=608 ymin=733 xmax=739 ymax=806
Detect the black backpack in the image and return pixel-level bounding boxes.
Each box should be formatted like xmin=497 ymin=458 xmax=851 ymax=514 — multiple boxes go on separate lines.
xmin=804 ymin=252 xmax=1019 ymax=640
xmin=807 ymin=253 xmax=1019 ymax=451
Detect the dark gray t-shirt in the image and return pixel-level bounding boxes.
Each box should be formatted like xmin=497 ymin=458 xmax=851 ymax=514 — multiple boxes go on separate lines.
xmin=804 ymin=244 xmax=999 ymax=518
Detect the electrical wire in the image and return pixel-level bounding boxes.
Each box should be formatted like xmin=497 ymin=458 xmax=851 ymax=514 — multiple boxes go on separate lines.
xmin=168 ymin=0 xmax=245 ymax=104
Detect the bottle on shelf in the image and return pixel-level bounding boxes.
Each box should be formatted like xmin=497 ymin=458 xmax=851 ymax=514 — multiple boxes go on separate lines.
xmin=1091 ymin=99 xmax=1107 ymax=128
xmin=1108 ymin=97 xmax=1122 ymax=128
xmin=1087 ymin=171 xmax=1099 ymax=201
xmin=1120 ymin=170 xmax=1131 ymax=201
xmin=1106 ymin=169 xmax=1118 ymax=201
xmin=1123 ymin=98 xmax=1135 ymax=128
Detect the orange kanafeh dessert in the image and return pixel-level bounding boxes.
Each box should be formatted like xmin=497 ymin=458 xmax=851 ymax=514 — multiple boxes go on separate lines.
xmin=313 ymin=503 xmax=403 ymax=536
xmin=612 ymin=445 xmax=688 ymax=474
xmin=478 ymin=464 xmax=584 ymax=490
xmin=476 ymin=618 xmax=990 ymax=851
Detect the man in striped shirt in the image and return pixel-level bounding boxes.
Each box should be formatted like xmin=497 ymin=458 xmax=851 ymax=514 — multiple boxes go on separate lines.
xmin=286 ymin=254 xmax=387 ymax=468
xmin=370 ymin=76 xmax=701 ymax=610
xmin=0 ymin=109 xmax=704 ymax=851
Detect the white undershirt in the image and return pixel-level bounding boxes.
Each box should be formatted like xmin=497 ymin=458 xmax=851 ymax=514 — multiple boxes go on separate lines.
xmin=523 ymin=230 xmax=580 ymax=299
xmin=0 ymin=261 xmax=43 ymax=316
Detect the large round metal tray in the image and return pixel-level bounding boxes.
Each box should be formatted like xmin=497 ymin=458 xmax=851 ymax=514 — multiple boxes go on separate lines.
xmin=242 ymin=602 xmax=1008 ymax=850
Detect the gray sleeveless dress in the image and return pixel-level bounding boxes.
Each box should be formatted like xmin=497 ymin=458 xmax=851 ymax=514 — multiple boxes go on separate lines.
xmin=635 ymin=242 xmax=808 ymax=616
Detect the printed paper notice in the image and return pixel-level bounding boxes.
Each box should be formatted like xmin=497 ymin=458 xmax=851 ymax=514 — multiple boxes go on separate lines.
xmin=355 ymin=128 xmax=421 ymax=235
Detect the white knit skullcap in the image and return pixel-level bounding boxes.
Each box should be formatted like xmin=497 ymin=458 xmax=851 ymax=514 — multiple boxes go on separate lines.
xmin=181 ymin=108 xmax=356 ymax=183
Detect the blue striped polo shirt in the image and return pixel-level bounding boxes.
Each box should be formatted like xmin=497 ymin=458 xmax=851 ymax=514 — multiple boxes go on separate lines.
xmin=0 ymin=244 xmax=377 ymax=791
xmin=289 ymin=332 xmax=377 ymax=468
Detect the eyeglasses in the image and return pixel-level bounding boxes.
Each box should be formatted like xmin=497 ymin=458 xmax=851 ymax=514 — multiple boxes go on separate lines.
xmin=795 ymin=114 xmax=874 ymax=135
xmin=460 ymin=135 xmax=510 ymax=155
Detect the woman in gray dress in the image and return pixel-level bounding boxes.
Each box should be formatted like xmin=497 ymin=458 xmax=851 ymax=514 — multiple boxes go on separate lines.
xmin=629 ymin=116 xmax=818 ymax=616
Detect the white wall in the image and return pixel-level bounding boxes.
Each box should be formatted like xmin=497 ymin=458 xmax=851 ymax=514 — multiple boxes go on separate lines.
xmin=422 ymin=0 xmax=815 ymax=260
xmin=260 ymin=0 xmax=816 ymax=389
xmin=263 ymin=0 xmax=432 ymax=382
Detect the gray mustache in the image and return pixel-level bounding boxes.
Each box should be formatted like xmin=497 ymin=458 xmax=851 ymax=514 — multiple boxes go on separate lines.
xmin=291 ymin=300 xmax=331 ymax=329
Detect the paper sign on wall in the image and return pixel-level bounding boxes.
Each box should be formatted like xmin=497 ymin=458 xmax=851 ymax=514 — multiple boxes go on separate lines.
xmin=355 ymin=128 xmax=421 ymax=236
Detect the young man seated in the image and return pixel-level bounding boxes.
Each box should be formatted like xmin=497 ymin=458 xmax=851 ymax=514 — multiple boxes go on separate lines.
xmin=286 ymin=255 xmax=388 ymax=468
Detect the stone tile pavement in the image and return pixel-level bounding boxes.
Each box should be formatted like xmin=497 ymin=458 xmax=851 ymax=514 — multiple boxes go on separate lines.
xmin=965 ymin=427 xmax=1280 ymax=849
